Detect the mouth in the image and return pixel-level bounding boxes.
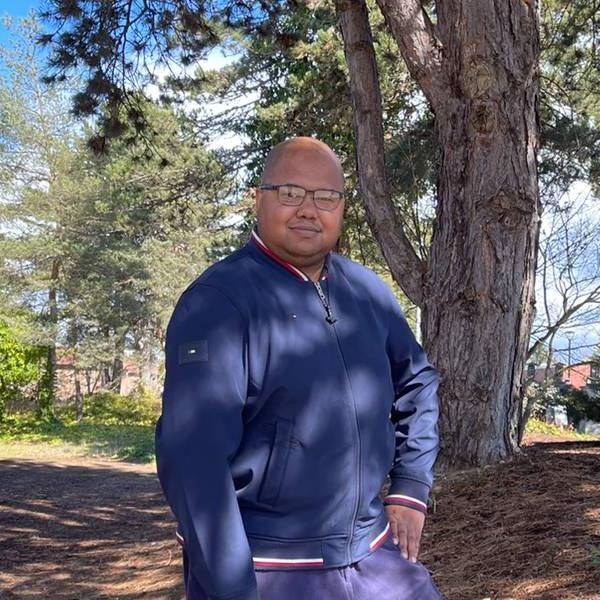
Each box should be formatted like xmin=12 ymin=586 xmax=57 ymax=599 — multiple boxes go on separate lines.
xmin=290 ymin=225 xmax=320 ymax=233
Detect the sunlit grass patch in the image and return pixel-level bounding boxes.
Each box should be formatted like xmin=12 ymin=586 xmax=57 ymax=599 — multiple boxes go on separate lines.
xmin=0 ymin=412 xmax=156 ymax=463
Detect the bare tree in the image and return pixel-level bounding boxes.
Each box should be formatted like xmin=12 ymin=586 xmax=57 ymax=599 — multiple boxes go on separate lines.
xmin=529 ymin=192 xmax=600 ymax=360
xmin=520 ymin=190 xmax=600 ymax=439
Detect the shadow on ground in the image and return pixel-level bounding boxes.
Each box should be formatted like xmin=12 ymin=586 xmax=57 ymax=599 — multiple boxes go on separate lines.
xmin=425 ymin=440 xmax=600 ymax=599
xmin=0 ymin=459 xmax=183 ymax=599
xmin=1 ymin=441 xmax=599 ymax=599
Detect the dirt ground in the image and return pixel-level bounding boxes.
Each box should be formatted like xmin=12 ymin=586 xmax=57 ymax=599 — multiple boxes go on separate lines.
xmin=1 ymin=437 xmax=599 ymax=600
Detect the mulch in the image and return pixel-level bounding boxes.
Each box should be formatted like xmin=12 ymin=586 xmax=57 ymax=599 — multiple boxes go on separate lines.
xmin=0 ymin=436 xmax=598 ymax=599
xmin=426 ymin=437 xmax=600 ymax=599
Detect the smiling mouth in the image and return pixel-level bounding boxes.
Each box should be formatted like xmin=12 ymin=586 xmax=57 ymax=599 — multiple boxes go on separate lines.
xmin=290 ymin=226 xmax=320 ymax=232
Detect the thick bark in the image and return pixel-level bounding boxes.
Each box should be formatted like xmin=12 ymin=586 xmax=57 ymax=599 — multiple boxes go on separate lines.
xmin=424 ymin=0 xmax=541 ymax=468
xmin=338 ymin=0 xmax=541 ymax=469
xmin=375 ymin=0 xmax=447 ymax=110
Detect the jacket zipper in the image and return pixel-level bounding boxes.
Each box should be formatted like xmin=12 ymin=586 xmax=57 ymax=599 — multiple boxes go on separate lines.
xmin=312 ymin=281 xmax=336 ymax=324
xmin=310 ymin=280 xmax=361 ymax=564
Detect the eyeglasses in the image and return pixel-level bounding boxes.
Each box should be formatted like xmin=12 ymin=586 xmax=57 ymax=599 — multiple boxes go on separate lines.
xmin=258 ymin=183 xmax=344 ymax=212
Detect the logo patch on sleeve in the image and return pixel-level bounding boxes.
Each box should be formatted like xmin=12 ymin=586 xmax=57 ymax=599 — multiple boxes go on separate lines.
xmin=178 ymin=340 xmax=208 ymax=364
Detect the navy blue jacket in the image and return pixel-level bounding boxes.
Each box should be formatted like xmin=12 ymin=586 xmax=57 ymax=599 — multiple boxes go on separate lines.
xmin=155 ymin=227 xmax=440 ymax=600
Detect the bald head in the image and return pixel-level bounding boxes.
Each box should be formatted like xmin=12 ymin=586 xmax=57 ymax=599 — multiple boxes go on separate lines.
xmin=254 ymin=136 xmax=345 ymax=278
xmin=260 ymin=137 xmax=344 ymax=189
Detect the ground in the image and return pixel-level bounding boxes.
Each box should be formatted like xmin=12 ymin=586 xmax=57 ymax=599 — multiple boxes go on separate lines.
xmin=0 ymin=436 xmax=599 ymax=599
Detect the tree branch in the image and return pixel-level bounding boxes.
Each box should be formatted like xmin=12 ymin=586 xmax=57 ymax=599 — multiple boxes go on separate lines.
xmin=375 ymin=0 xmax=447 ymax=111
xmin=335 ymin=0 xmax=425 ymax=306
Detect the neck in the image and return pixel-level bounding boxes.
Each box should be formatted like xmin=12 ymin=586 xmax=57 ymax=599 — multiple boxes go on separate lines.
xmin=302 ymin=261 xmax=326 ymax=283
xmin=253 ymin=226 xmax=328 ymax=282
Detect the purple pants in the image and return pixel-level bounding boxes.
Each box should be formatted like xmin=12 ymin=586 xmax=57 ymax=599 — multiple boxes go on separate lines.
xmin=182 ymin=535 xmax=446 ymax=599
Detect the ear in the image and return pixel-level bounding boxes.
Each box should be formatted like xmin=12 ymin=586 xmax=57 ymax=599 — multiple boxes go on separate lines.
xmin=254 ymin=187 xmax=261 ymax=215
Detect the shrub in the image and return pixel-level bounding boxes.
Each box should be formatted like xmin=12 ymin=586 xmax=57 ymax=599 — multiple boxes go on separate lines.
xmin=59 ymin=384 xmax=160 ymax=426
xmin=562 ymin=388 xmax=600 ymax=427
xmin=524 ymin=382 xmax=565 ymax=420
xmin=0 ymin=320 xmax=46 ymax=421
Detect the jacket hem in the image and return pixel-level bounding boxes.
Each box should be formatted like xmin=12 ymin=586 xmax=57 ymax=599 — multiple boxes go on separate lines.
xmin=249 ymin=510 xmax=391 ymax=570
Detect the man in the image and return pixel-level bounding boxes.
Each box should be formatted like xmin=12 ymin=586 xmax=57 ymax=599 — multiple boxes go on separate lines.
xmin=155 ymin=137 xmax=444 ymax=600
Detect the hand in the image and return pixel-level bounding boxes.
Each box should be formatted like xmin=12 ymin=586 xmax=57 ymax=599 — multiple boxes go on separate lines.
xmin=384 ymin=504 xmax=425 ymax=563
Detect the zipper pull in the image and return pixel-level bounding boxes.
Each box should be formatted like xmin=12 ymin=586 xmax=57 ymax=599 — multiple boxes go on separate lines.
xmin=325 ymin=311 xmax=337 ymax=325
xmin=313 ymin=281 xmax=337 ymax=325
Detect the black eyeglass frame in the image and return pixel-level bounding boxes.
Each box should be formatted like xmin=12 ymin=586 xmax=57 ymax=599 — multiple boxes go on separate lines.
xmin=258 ymin=183 xmax=345 ymax=211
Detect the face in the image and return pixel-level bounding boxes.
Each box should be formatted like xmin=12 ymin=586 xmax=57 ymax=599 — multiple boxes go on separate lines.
xmin=255 ymin=147 xmax=345 ymax=268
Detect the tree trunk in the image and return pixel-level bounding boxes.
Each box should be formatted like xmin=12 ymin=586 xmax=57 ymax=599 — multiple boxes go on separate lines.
xmin=74 ymin=374 xmax=84 ymax=422
xmin=422 ymin=2 xmax=540 ymax=469
xmin=337 ymin=0 xmax=541 ymax=469
xmin=85 ymin=369 xmax=92 ymax=395
xmin=111 ymin=335 xmax=126 ymax=394
xmin=39 ymin=256 xmax=62 ymax=413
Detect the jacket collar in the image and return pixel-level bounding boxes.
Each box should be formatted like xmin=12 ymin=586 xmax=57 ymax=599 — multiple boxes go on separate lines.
xmin=249 ymin=225 xmax=330 ymax=282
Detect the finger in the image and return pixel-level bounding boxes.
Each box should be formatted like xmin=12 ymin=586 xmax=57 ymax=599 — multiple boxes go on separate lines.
xmin=397 ymin=526 xmax=409 ymax=560
xmin=390 ymin=519 xmax=399 ymax=545
xmin=407 ymin=531 xmax=420 ymax=563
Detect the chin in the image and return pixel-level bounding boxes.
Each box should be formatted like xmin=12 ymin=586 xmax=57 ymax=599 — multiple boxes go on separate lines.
xmin=287 ymin=243 xmax=321 ymax=256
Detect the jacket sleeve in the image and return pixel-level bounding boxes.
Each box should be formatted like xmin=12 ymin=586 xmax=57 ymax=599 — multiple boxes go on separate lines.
xmin=155 ymin=283 xmax=258 ymax=600
xmin=383 ymin=288 xmax=440 ymax=516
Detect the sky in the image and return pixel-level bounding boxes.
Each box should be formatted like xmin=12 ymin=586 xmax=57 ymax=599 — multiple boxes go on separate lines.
xmin=0 ymin=1 xmax=41 ymax=43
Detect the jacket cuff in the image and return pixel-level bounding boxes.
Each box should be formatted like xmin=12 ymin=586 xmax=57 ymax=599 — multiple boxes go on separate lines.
xmin=383 ymin=477 xmax=430 ymax=515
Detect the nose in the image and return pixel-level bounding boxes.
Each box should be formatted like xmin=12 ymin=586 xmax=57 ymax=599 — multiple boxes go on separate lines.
xmin=295 ymin=191 xmax=319 ymax=218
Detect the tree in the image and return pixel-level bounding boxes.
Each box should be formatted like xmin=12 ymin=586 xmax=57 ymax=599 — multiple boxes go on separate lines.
xmin=0 ymin=18 xmax=234 ymax=412
xmin=327 ymin=0 xmax=540 ymax=469
xmin=529 ymin=193 xmax=600 ymax=359
xmin=519 ymin=0 xmax=600 ymax=440
xmin=0 ymin=16 xmax=82 ymax=412
xmin=59 ymin=98 xmax=231 ymax=395
xmin=39 ymin=0 xmax=594 ymax=470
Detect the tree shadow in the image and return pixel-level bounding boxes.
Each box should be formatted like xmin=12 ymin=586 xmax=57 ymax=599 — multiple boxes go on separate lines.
xmin=0 ymin=459 xmax=183 ymax=599
xmin=3 ymin=441 xmax=597 ymax=599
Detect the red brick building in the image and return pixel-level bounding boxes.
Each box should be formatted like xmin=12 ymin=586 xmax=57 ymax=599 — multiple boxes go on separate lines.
xmin=56 ymin=348 xmax=161 ymax=403
xmin=559 ymin=361 xmax=600 ymax=390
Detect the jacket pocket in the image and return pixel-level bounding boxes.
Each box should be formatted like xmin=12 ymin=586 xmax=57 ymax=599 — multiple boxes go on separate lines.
xmin=257 ymin=418 xmax=294 ymax=506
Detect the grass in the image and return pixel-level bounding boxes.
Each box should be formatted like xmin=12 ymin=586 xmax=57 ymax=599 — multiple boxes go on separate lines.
xmin=525 ymin=416 xmax=600 ymax=440
xmin=0 ymin=413 xmax=157 ymax=463
xmin=1 ymin=412 xmax=597 ymax=465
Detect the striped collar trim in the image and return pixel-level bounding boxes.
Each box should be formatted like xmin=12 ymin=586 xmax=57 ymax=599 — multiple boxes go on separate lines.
xmin=250 ymin=228 xmax=329 ymax=282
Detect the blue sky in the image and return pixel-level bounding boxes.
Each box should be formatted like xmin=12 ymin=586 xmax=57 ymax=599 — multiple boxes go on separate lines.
xmin=0 ymin=0 xmax=41 ymax=44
